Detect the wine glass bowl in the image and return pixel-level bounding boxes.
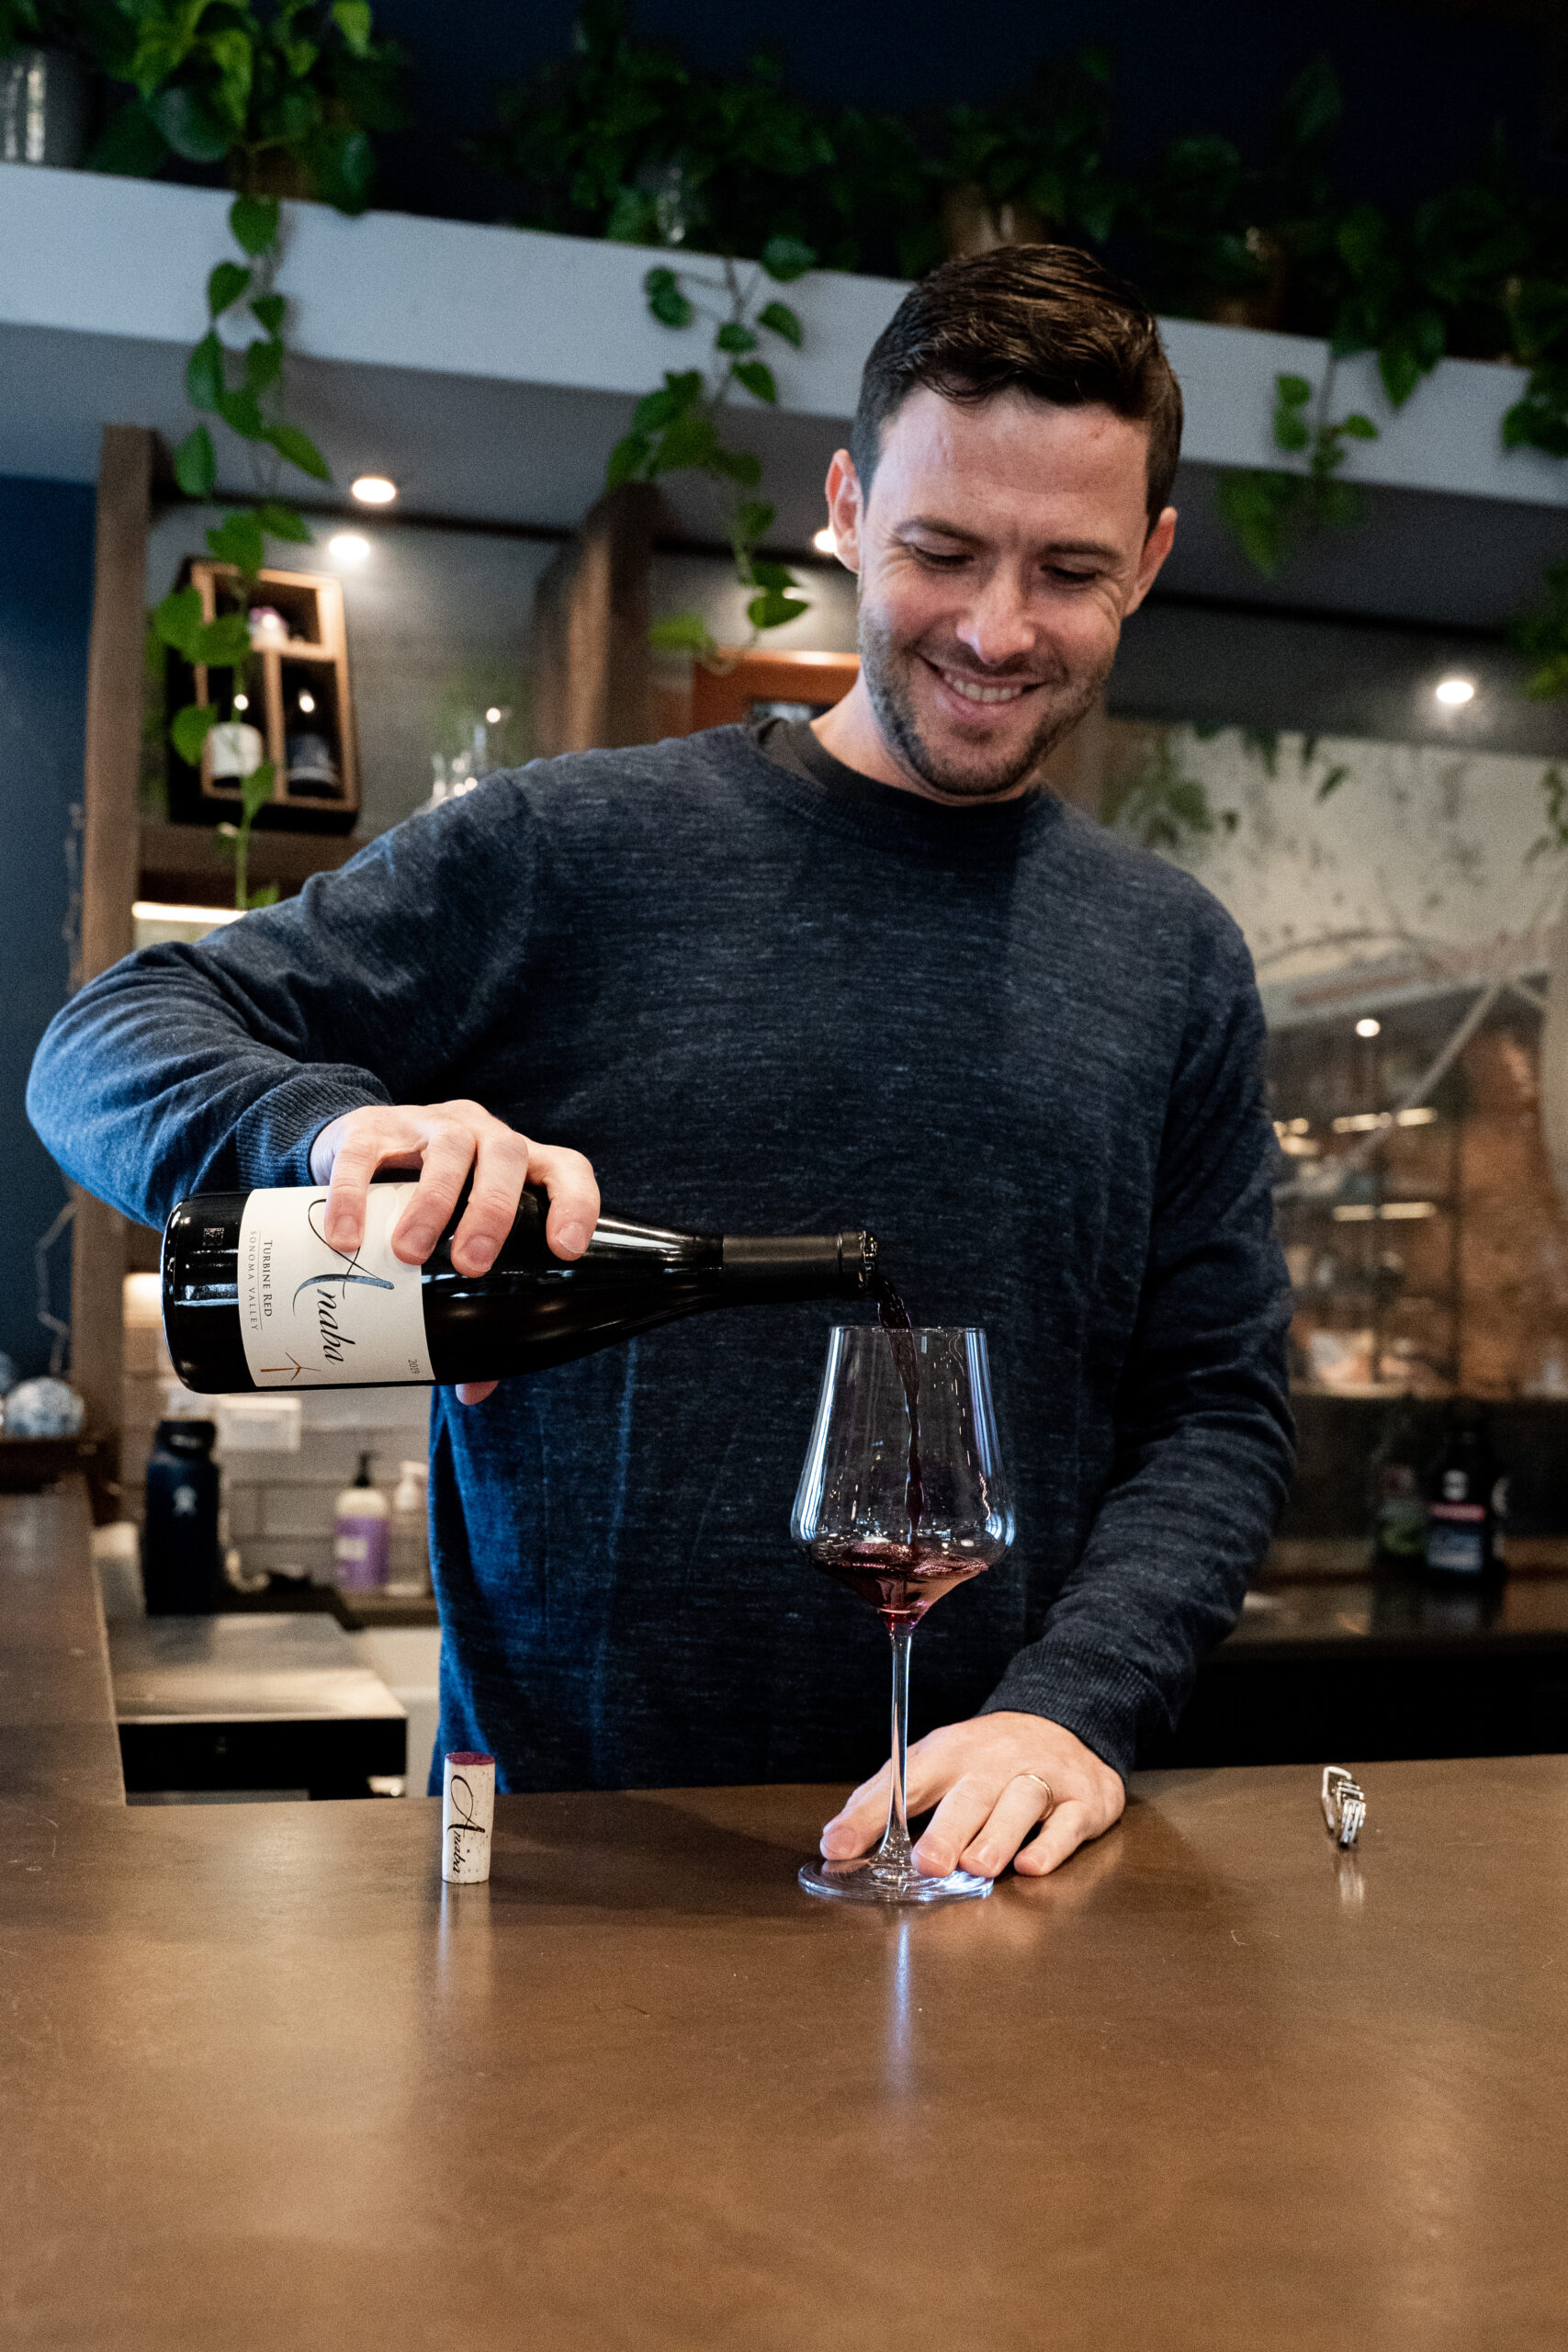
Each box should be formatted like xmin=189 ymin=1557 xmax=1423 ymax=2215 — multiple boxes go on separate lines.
xmin=793 ymin=1326 xmax=1013 ymax=1905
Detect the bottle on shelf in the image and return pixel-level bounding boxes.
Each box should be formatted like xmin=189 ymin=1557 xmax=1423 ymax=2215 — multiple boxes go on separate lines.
xmin=1367 ymin=1399 xmax=1427 ymax=1572
xmin=333 ymin=1453 xmax=389 ymax=1592
xmin=1425 ymin=1401 xmax=1506 ymax=1581
xmin=388 ymin=1459 xmax=431 ymax=1594
xmin=162 ymin=1182 xmax=878 ymax=1395
xmin=143 ymin=1417 xmax=225 ymax=1613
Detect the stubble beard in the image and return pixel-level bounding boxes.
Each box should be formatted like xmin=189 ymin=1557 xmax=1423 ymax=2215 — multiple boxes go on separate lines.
xmin=858 ymin=606 xmax=1112 ymax=804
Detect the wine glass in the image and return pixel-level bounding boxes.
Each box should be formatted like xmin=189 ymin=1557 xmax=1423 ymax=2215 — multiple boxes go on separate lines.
xmin=792 ymin=1325 xmax=1014 ymax=1905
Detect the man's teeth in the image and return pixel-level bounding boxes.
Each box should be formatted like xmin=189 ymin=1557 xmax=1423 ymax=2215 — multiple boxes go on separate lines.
xmin=940 ymin=672 xmax=1029 ymax=705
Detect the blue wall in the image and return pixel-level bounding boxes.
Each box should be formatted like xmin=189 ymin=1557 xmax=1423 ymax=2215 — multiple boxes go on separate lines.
xmin=0 ymin=476 xmax=96 ymax=1382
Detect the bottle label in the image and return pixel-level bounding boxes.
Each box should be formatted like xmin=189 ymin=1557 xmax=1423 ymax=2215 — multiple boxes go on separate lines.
xmin=237 ymin=1184 xmax=432 ymax=1388
xmin=1427 ymin=1500 xmax=1485 ymax=1575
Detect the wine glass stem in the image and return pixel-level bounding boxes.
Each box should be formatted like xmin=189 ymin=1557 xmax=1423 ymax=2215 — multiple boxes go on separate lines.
xmin=878 ymin=1621 xmax=915 ymax=1869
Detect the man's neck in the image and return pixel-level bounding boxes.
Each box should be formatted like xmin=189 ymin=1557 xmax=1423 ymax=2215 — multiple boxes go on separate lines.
xmin=810 ymin=679 xmax=1035 ymax=807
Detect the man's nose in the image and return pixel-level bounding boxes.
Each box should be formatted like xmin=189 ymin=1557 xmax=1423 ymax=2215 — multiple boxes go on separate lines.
xmin=954 ymin=571 xmax=1036 ymax=669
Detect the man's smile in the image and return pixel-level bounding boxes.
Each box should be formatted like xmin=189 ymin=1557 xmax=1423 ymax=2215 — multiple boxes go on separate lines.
xmin=924 ymin=660 xmax=1040 ymax=707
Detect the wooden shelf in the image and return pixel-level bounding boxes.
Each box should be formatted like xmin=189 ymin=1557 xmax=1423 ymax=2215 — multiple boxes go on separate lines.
xmin=139 ymin=820 xmax=357 ymax=905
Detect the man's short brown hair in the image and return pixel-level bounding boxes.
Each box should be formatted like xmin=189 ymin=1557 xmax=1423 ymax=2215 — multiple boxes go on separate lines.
xmin=851 ymin=244 xmax=1183 ymax=529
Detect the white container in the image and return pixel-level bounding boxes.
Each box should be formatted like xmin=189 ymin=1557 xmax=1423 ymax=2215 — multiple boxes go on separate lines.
xmin=333 ymin=1452 xmax=389 ymax=1590
xmin=388 ymin=1459 xmax=430 ymax=1594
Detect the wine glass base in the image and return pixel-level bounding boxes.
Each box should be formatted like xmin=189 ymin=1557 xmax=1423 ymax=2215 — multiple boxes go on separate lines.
xmin=798 ymin=1855 xmax=993 ymax=1906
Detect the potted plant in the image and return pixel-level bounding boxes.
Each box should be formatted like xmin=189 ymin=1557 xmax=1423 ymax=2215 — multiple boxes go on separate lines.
xmin=934 ymin=47 xmax=1121 ymax=256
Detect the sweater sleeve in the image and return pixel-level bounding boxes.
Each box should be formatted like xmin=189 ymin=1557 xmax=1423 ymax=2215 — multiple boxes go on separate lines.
xmin=978 ymin=908 xmax=1295 ymax=1781
xmin=26 ymin=780 xmax=540 ymax=1227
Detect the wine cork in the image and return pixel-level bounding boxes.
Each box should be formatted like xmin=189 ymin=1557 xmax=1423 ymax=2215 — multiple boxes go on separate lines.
xmin=442 ymin=1750 xmax=495 ymax=1883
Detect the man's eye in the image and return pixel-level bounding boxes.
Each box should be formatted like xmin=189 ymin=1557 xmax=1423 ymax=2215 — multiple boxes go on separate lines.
xmin=1048 ymin=568 xmax=1099 ymax=587
xmin=908 ymin=545 xmax=969 ymax=568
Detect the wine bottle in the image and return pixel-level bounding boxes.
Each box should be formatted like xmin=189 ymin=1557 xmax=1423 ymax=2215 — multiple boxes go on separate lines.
xmin=162 ymin=1182 xmax=878 ymax=1395
xmin=1425 ymin=1401 xmax=1506 ymax=1582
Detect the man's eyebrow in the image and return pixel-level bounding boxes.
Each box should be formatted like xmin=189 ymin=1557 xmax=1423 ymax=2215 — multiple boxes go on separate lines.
xmin=897 ymin=515 xmax=1122 ymax=561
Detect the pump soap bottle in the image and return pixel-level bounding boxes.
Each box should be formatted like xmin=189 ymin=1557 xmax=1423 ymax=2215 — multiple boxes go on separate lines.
xmin=333 ymin=1453 xmax=389 ymax=1591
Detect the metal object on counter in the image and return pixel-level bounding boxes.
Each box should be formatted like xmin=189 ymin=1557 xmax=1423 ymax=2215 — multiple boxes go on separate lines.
xmin=1321 ymin=1764 xmax=1367 ymax=1849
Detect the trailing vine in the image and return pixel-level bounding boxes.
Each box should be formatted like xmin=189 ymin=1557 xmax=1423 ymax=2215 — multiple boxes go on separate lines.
xmin=607 ymin=241 xmax=816 ymax=658
xmin=1215 ymin=367 xmax=1379 ymax=577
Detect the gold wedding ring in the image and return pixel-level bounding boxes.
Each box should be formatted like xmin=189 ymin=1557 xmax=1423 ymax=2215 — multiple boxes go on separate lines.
xmin=1016 ymin=1772 xmax=1055 ymax=1818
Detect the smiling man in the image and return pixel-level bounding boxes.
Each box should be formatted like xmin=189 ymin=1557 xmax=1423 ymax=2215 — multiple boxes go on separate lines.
xmin=30 ymin=244 xmax=1293 ymax=1881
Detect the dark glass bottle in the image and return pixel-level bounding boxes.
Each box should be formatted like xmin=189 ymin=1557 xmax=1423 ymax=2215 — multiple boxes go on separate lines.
xmin=142 ymin=1418 xmax=225 ymax=1612
xmin=1368 ymin=1400 xmax=1427 ymax=1572
xmin=162 ymin=1183 xmax=878 ymax=1395
xmin=1425 ymin=1401 xmax=1506 ymax=1581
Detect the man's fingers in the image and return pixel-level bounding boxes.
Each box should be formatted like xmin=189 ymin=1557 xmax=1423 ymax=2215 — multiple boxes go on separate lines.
xmin=818 ymin=1764 xmax=891 ymax=1858
xmin=953 ymin=1774 xmax=1061 ymax=1880
xmin=908 ymin=1770 xmax=1003 ymax=1878
xmin=391 ymin=1116 xmax=485 ymax=1263
xmin=529 ymin=1142 xmax=601 ymax=1261
xmin=1012 ymin=1799 xmax=1097 ymax=1878
xmin=457 ymin=1379 xmax=499 ymax=1406
xmin=322 ymin=1114 xmax=424 ymax=1252
xmin=450 ymin=1122 xmax=531 ymax=1275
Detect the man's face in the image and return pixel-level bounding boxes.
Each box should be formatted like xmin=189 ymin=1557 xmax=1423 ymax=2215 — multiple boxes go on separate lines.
xmin=825 ymin=388 xmax=1176 ymax=803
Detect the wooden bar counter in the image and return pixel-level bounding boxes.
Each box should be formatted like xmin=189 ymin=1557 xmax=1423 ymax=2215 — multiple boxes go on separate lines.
xmin=4 ymin=1493 xmax=1566 ymax=2348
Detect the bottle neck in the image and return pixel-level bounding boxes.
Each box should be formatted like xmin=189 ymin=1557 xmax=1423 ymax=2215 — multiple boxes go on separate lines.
xmin=720 ymin=1230 xmax=876 ymax=1305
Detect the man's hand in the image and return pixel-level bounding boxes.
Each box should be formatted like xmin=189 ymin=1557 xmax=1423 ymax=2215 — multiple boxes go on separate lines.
xmin=309 ymin=1102 xmax=599 ymax=1406
xmin=819 ymin=1710 xmax=1124 ymax=1880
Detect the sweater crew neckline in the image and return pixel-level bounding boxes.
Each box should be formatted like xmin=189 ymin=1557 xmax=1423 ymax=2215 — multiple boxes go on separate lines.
xmin=738 ymin=718 xmax=1066 ymax=865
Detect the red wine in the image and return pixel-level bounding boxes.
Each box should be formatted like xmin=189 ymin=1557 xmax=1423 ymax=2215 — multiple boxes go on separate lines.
xmin=163 ymin=1182 xmax=877 ymax=1393
xmin=812 ymin=1537 xmax=984 ymax=1630
xmin=872 ymin=1272 xmax=925 ymax=1536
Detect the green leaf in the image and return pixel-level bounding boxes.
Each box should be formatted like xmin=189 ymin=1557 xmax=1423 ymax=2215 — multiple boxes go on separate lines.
xmin=757 ymin=300 xmax=803 ymax=348
xmin=606 ymin=187 xmax=656 ymax=243
xmin=312 ymin=124 xmax=375 ymax=216
xmin=331 ymin=0 xmax=373 ymax=55
xmin=606 ymin=432 xmax=652 ymax=488
xmin=716 ymin=322 xmax=759 ymax=354
xmin=171 ymin=703 xmax=220 ymax=764
xmin=1315 ymin=763 xmax=1351 ymax=800
xmin=735 ymin=500 xmax=775 ymax=546
xmin=262 ymin=422 xmax=333 ymax=482
xmin=153 ymin=586 xmax=206 ymax=660
xmin=732 ymin=359 xmax=777 ymax=405
xmin=230 ymin=195 xmax=281 ymax=258
xmin=649 ymin=613 xmax=717 ymax=654
xmin=1340 ymin=413 xmax=1379 ymax=440
xmin=239 ymin=763 xmax=277 ymax=823
xmin=148 ymin=85 xmax=231 ymax=165
xmin=631 ymin=371 xmax=704 ymax=432
xmin=205 ymin=511 xmax=266 ymax=576
xmin=1273 ymin=413 xmax=1311 ymax=454
xmin=185 ymin=333 xmax=226 ymax=413
xmin=85 ymin=98 xmax=169 ymax=178
xmin=207 ymin=261 xmax=252 ymax=319
xmin=243 ymin=337 xmax=284 ymax=395
xmin=216 ymin=386 xmax=267 ymax=442
xmin=173 ymin=424 xmax=217 ymax=500
xmin=246 ymin=881 xmax=282 ymax=910
xmin=710 ymin=447 xmax=763 ymax=488
xmin=749 ymin=560 xmax=796 ymax=591
xmin=760 ymin=234 xmax=815 ymax=282
xmin=648 ymin=409 xmax=720 ymax=473
xmin=1276 ymin=374 xmax=1314 ymax=407
xmin=645 ymin=266 xmax=694 ymax=329
xmin=250 ymin=292 xmax=287 ymax=336
xmin=748 ymin=589 xmax=811 ymax=631
xmin=255 ymin=500 xmax=311 ymax=544
xmin=193 ymin=613 xmax=255 ymax=667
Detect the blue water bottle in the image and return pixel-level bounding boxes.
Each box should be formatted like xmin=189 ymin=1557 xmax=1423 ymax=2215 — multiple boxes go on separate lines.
xmin=143 ymin=1418 xmax=224 ymax=1613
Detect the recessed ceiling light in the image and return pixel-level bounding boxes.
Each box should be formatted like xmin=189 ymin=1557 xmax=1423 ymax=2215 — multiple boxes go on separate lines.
xmin=812 ymin=526 xmax=836 ymax=556
xmin=485 ymin=707 xmax=502 ymax=724
xmin=351 ymin=474 xmax=398 ymax=505
xmin=297 ymin=690 xmax=316 ymax=715
xmin=1434 ymin=676 xmax=1475 ymax=707
xmin=231 ymin=693 xmax=248 ymax=713
xmin=1355 ymin=1016 xmax=1382 ymax=1038
xmin=328 ymin=532 xmax=369 ymax=563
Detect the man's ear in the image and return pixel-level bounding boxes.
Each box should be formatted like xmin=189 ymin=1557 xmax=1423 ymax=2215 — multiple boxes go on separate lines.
xmin=823 ymin=449 xmax=863 ymax=574
xmin=1127 ymin=505 xmax=1177 ymax=614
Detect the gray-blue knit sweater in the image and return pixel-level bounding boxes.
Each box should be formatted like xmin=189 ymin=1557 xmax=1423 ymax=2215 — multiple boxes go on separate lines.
xmin=28 ymin=721 xmax=1293 ymax=1789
